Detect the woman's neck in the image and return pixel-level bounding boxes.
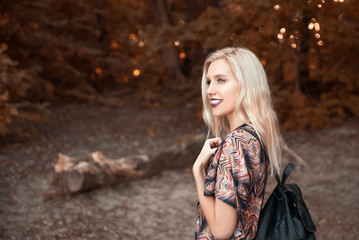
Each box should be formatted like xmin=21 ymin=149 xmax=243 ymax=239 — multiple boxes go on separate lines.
xmin=227 ymin=112 xmax=246 ymax=132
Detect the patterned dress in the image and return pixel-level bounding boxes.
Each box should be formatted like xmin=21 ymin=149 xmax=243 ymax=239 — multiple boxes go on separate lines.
xmin=195 ymin=124 xmax=267 ymax=240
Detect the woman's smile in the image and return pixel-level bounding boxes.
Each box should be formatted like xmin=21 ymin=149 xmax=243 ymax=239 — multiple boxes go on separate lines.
xmin=210 ymin=98 xmax=223 ymax=107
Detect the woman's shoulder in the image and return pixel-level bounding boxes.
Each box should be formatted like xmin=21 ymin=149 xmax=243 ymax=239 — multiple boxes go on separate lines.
xmin=225 ymin=123 xmax=257 ymax=141
xmin=223 ymin=124 xmax=259 ymax=150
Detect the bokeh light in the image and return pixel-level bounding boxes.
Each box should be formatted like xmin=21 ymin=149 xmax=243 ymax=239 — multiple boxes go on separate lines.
xmin=174 ymin=40 xmax=180 ymax=46
xmin=179 ymin=52 xmax=186 ymax=59
xmin=133 ymin=69 xmax=141 ymax=77
xmin=95 ymin=68 xmax=102 ymax=75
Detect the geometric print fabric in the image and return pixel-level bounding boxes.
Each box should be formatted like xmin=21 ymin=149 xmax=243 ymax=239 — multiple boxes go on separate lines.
xmin=195 ymin=124 xmax=266 ymax=240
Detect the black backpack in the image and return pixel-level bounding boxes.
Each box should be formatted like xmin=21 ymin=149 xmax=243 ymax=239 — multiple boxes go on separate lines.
xmin=245 ymin=129 xmax=317 ymax=239
xmin=255 ymin=163 xmax=317 ymax=239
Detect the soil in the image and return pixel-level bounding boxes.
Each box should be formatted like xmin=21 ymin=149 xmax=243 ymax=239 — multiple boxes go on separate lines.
xmin=1 ymin=96 xmax=358 ymax=240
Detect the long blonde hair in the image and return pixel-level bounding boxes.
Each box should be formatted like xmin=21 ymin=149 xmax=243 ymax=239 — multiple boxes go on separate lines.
xmin=201 ymin=47 xmax=282 ymax=175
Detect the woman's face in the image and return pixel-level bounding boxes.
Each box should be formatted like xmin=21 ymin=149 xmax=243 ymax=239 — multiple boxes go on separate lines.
xmin=206 ymin=59 xmax=240 ymax=118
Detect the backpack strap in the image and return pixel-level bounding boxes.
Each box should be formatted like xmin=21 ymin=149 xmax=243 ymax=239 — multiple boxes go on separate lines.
xmin=280 ymin=163 xmax=294 ymax=187
xmin=243 ymin=128 xmax=294 ymax=186
xmin=242 ymin=128 xmax=277 ymax=181
xmin=241 ymin=128 xmax=267 ymax=159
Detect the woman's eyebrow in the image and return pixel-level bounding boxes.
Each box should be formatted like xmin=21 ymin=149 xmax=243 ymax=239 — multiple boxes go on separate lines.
xmin=207 ymin=74 xmax=229 ymax=80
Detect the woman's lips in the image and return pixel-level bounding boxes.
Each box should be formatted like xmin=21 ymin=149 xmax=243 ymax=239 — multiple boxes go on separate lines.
xmin=210 ymin=99 xmax=223 ymax=107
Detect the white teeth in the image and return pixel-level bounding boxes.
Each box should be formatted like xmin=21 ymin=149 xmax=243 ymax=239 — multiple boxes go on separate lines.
xmin=211 ymin=99 xmax=222 ymax=104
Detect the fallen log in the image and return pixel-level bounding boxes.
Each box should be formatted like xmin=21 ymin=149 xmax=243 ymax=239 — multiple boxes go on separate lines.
xmin=47 ymin=133 xmax=206 ymax=195
xmin=147 ymin=134 xmax=205 ymax=175
xmin=47 ymin=152 xmax=150 ymax=195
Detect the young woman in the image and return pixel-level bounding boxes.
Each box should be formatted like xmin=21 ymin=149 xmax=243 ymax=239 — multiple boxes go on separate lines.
xmin=193 ymin=47 xmax=282 ymax=240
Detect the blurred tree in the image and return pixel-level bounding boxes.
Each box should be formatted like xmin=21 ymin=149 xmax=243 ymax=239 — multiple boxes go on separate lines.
xmin=0 ymin=0 xmax=144 ymax=98
xmin=181 ymin=0 xmax=359 ymax=129
xmin=0 ymin=48 xmax=20 ymax=135
xmin=0 ymin=0 xmax=358 ymax=133
xmin=148 ymin=0 xmax=186 ymax=85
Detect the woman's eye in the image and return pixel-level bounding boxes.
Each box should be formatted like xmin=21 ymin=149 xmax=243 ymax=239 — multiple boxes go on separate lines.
xmin=206 ymin=80 xmax=211 ymax=85
xmin=218 ymin=78 xmax=225 ymax=83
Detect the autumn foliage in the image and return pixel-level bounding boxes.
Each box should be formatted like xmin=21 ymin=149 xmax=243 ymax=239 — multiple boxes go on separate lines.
xmin=0 ymin=0 xmax=358 ymax=134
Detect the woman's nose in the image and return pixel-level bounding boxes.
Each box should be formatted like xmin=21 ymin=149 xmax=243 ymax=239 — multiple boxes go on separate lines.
xmin=207 ymin=82 xmax=215 ymax=95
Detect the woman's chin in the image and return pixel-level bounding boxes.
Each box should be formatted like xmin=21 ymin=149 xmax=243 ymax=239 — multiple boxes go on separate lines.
xmin=211 ymin=111 xmax=224 ymax=117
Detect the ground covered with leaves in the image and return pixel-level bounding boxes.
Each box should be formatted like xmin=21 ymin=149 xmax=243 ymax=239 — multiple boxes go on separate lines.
xmin=1 ymin=98 xmax=358 ymax=239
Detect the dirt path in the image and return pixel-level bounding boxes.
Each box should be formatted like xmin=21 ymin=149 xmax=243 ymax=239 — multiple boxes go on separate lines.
xmin=0 ymin=101 xmax=358 ymax=239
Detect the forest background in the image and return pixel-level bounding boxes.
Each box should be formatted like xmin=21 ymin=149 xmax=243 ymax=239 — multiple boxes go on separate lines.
xmin=1 ymin=0 xmax=359 ymax=133
xmin=1 ymin=0 xmax=359 ymax=239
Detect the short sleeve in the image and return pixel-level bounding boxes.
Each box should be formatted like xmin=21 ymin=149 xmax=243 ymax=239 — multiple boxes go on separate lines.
xmin=217 ymin=135 xmax=251 ymax=209
xmin=204 ymin=134 xmax=250 ymax=210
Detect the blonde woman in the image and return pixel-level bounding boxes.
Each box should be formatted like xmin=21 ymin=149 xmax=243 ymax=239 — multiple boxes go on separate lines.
xmin=193 ymin=47 xmax=282 ymax=239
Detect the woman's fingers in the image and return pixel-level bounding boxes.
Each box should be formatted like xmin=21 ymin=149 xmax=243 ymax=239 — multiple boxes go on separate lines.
xmin=209 ymin=147 xmax=217 ymax=155
xmin=209 ymin=137 xmax=221 ymax=149
xmin=194 ymin=138 xmax=222 ymax=170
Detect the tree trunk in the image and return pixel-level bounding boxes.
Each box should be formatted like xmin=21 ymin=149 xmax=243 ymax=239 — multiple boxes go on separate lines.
xmin=297 ymin=10 xmax=312 ymax=94
xmin=47 ymin=152 xmax=150 ymax=195
xmin=148 ymin=0 xmax=186 ymax=85
xmin=47 ymin=134 xmax=206 ymax=195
